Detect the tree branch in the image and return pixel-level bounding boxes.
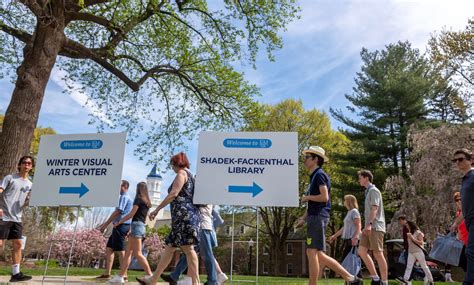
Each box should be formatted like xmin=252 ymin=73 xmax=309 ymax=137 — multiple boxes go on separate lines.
xmin=92 ymin=1 xmax=166 ymax=56
xmin=18 ymin=0 xmax=44 ymax=17
xmin=0 ymin=22 xmax=33 ymax=44
xmin=83 ymin=0 xmax=112 ymax=8
xmin=66 ymin=11 xmax=121 ymax=33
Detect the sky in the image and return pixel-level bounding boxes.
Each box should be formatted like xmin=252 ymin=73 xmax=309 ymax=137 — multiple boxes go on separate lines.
xmin=0 ymin=0 xmax=472 ymax=207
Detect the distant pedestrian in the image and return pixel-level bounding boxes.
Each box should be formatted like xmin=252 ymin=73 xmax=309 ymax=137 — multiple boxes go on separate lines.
xmin=396 ymin=221 xmax=433 ymax=285
xmin=398 ymin=216 xmax=409 ymax=265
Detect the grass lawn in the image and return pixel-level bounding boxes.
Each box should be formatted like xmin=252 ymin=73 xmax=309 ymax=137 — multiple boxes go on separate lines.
xmin=0 ymin=266 xmax=463 ymax=284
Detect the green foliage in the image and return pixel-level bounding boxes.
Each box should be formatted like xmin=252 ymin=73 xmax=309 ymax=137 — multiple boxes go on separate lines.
xmin=0 ymin=1 xmax=300 ymax=168
xmin=330 ymin=41 xmax=437 ymax=176
xmin=428 ymin=20 xmax=473 ymax=121
xmin=146 ymin=224 xmax=171 ymax=239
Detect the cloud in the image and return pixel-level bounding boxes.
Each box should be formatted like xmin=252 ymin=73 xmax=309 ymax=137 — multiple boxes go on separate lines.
xmin=49 ymin=68 xmax=114 ymax=126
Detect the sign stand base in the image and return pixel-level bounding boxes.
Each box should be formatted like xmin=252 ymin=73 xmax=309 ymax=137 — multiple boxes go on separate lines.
xmin=230 ymin=207 xmax=260 ymax=284
xmin=42 ymin=205 xmax=81 ymax=285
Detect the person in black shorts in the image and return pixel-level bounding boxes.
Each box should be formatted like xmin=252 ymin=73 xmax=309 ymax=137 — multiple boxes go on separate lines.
xmin=0 ymin=155 xmax=34 ymax=282
xmin=96 ymin=180 xmax=133 ymax=281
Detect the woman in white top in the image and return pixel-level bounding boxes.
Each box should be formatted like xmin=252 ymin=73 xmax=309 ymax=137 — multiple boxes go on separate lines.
xmin=328 ymin=195 xmax=362 ymax=260
xmin=399 ymin=221 xmax=434 ymax=285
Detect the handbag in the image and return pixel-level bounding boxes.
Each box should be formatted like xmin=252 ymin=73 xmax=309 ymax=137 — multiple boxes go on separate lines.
xmin=429 ymin=232 xmax=464 ymax=266
xmin=398 ymin=249 xmax=407 ymax=264
xmin=341 ymin=246 xmax=361 ymax=276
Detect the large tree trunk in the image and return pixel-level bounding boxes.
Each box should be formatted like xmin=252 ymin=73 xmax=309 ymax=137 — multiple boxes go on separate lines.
xmin=0 ymin=5 xmax=65 ymax=178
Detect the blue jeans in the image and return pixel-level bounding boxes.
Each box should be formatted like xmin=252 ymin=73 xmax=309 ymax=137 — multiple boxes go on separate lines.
xmin=170 ymin=229 xmax=218 ymax=285
xmin=464 ymin=222 xmax=474 ymax=285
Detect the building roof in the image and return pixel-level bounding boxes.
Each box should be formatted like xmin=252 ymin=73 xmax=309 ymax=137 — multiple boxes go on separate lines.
xmin=147 ymin=164 xmax=163 ymax=179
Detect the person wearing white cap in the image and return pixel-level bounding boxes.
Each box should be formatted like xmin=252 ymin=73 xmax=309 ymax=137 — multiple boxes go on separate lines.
xmin=295 ymin=146 xmax=361 ymax=285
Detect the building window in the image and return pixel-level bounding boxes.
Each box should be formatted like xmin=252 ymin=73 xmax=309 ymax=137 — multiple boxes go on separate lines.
xmin=240 ymin=225 xmax=245 ymax=234
xmin=287 ymin=243 xmax=293 ymax=255
xmin=262 ymin=262 xmax=268 ymax=274
xmin=263 ymin=245 xmax=269 ymax=255
xmin=225 ymin=226 xmax=231 ymax=236
xmin=287 ymin=263 xmax=293 ymax=275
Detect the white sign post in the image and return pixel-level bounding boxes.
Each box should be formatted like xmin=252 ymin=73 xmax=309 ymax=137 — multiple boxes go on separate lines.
xmin=194 ymin=131 xmax=299 ymax=207
xmin=30 ymin=133 xmax=126 ymax=207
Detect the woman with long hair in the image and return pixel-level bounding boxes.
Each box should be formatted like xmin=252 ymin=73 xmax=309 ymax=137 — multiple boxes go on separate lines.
xmin=138 ymin=152 xmax=200 ymax=285
xmin=397 ymin=221 xmax=434 ymax=285
xmin=328 ymin=194 xmax=361 ymax=260
xmin=108 ymin=182 xmax=153 ymax=283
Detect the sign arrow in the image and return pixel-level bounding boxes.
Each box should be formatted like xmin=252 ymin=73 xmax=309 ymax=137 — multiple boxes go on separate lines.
xmin=59 ymin=183 xmax=89 ymax=198
xmin=228 ymin=182 xmax=263 ymax=197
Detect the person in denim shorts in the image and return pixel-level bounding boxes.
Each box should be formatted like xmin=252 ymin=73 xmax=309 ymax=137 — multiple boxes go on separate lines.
xmin=108 ymin=182 xmax=153 ymax=283
xmin=296 ymin=146 xmax=361 ymax=285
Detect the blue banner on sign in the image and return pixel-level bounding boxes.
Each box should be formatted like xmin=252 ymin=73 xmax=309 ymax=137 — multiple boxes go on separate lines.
xmin=60 ymin=140 xmax=103 ymax=150
xmin=223 ymin=138 xmax=272 ymax=148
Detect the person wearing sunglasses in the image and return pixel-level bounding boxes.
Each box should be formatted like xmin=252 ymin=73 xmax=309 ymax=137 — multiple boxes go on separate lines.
xmin=295 ymin=146 xmax=362 ymax=285
xmin=450 ymin=148 xmax=474 ymax=285
xmin=0 ymin=155 xmax=34 ymax=282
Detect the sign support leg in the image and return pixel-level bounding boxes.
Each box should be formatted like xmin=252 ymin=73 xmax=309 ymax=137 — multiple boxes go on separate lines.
xmin=230 ymin=208 xmax=235 ymax=284
xmin=64 ymin=206 xmax=80 ymax=284
xmin=42 ymin=207 xmax=60 ymax=284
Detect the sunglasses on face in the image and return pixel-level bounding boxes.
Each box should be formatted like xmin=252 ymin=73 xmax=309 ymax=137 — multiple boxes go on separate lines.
xmin=21 ymin=161 xmax=32 ymax=165
xmin=452 ymin=157 xmax=466 ymax=163
xmin=455 ymin=199 xmax=461 ymax=202
xmin=304 ymin=155 xmax=313 ymax=160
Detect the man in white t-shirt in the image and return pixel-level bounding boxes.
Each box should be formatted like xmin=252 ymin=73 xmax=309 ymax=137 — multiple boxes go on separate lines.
xmin=0 ymin=156 xmax=34 ymax=282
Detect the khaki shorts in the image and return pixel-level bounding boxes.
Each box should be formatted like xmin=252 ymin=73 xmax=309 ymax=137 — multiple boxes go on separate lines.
xmin=360 ymin=230 xmax=384 ymax=252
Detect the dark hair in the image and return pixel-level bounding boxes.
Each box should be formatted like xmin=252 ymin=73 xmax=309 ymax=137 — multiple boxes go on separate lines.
xmin=136 ymin=182 xmax=151 ymax=208
xmin=357 ymin=169 xmax=373 ymax=183
xmin=306 ymin=153 xmax=324 ymax=167
xmin=171 ymin=152 xmax=190 ymax=169
xmin=407 ymin=221 xmax=419 ymax=234
xmin=17 ymin=155 xmax=34 ymax=172
xmin=315 ymin=154 xmax=324 ymax=167
xmin=398 ymin=215 xmax=406 ymax=221
xmin=454 ymin=148 xmax=472 ymax=160
xmin=121 ymin=180 xmax=130 ymax=189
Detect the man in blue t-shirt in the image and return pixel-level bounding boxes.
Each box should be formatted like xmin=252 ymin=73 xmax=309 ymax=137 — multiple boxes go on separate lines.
xmin=96 ymin=180 xmax=133 ymax=281
xmin=295 ymin=146 xmax=361 ymax=285
xmin=450 ymin=148 xmax=474 ymax=285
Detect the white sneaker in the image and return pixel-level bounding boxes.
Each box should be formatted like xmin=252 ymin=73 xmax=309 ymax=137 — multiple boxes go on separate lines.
xmin=217 ymin=273 xmax=228 ymax=284
xmin=107 ymin=275 xmax=125 ymax=283
xmin=177 ymin=276 xmax=193 ymax=285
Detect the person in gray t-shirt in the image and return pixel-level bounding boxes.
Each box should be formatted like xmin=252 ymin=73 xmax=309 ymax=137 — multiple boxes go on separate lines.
xmin=0 ymin=155 xmax=34 ymax=282
xmin=357 ymin=169 xmax=388 ymax=285
xmin=328 ymin=195 xmax=361 ymax=261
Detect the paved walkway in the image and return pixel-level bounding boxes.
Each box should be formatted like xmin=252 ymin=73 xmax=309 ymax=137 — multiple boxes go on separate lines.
xmin=0 ymin=276 xmax=171 ymax=284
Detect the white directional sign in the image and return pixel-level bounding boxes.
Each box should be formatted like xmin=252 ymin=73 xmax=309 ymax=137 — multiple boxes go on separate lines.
xmin=194 ymin=131 xmax=299 ymax=207
xmin=30 ymin=133 xmax=126 ymax=207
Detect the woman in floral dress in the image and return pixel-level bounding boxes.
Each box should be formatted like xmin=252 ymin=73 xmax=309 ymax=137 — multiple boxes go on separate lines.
xmin=138 ymin=152 xmax=200 ymax=285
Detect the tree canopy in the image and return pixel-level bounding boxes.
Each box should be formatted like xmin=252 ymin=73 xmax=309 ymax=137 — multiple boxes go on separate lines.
xmin=0 ymin=0 xmax=299 ymax=176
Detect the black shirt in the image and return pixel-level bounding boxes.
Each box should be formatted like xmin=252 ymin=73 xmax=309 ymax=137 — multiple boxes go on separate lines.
xmin=461 ymin=169 xmax=474 ymax=227
xmin=307 ymin=167 xmax=331 ymax=217
xmin=132 ymin=197 xmax=150 ymax=223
